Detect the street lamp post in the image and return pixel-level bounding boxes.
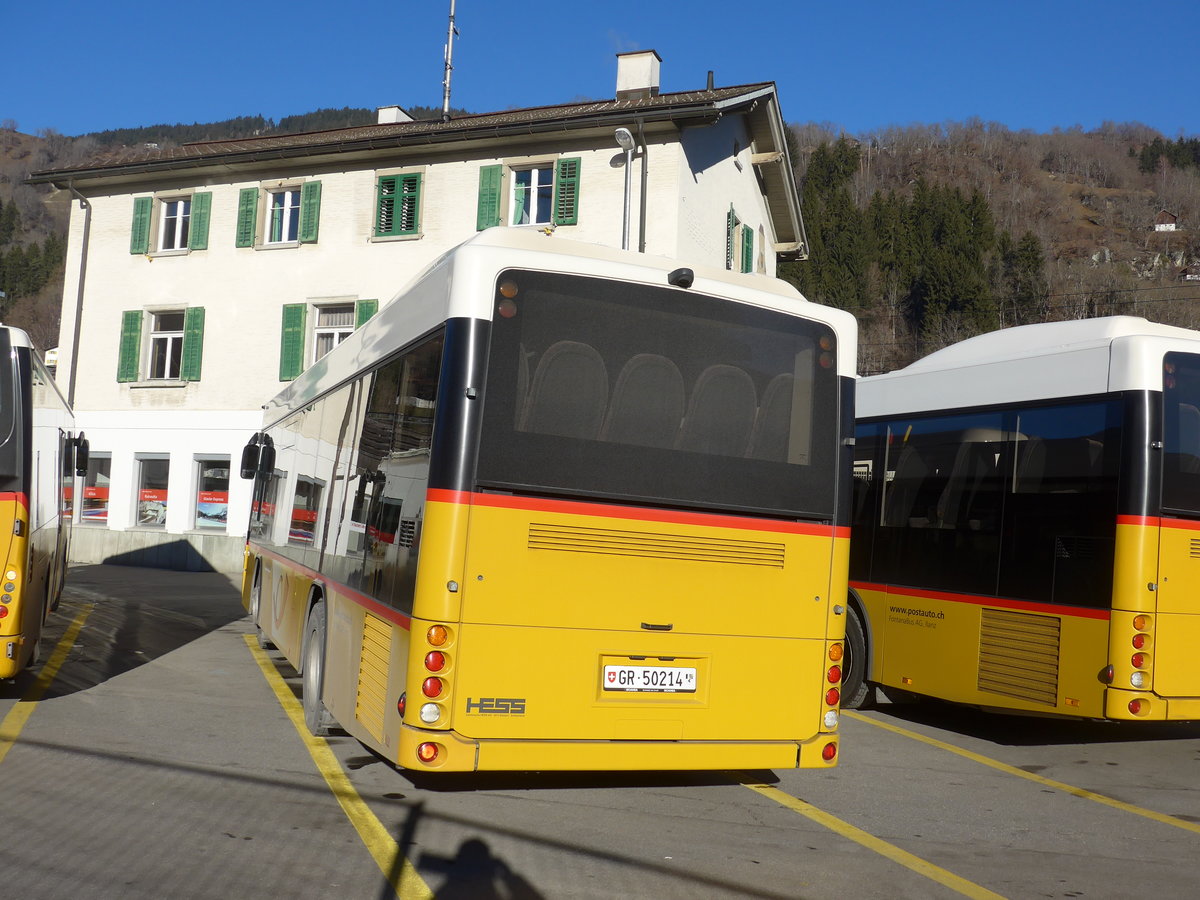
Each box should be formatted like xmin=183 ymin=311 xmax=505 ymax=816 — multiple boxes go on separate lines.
xmin=614 ymin=128 xmax=635 ymax=250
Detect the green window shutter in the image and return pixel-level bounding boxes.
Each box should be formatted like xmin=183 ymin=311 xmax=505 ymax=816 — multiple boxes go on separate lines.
xmin=188 ymin=192 xmax=212 ymax=250
xmin=476 ymin=165 xmax=502 ymax=231
xmin=376 ymin=175 xmax=398 ymax=236
xmin=398 ymin=173 xmax=421 ymax=234
xmin=117 ymin=310 xmax=143 ymax=382
xmin=725 ymin=207 xmax=738 ymax=270
xmin=741 ymin=226 xmax=754 ymax=273
xmin=130 ymin=197 xmax=152 ymax=254
xmin=235 ymin=188 xmax=259 ymax=247
xmin=355 ymin=299 xmax=378 ymax=327
xmin=279 ymin=304 xmax=307 ymax=380
xmin=376 ymin=175 xmax=420 ymax=237
xmin=180 ymin=307 xmax=206 ymax=381
xmin=553 ymin=157 xmax=581 ymax=226
xmin=299 ymin=181 xmax=322 ymax=243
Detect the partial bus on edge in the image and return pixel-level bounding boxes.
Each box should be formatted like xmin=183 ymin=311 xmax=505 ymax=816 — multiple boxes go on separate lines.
xmin=0 ymin=324 xmax=86 ymax=678
xmin=846 ymin=316 xmax=1200 ymax=721
xmin=239 ymin=229 xmax=857 ymax=772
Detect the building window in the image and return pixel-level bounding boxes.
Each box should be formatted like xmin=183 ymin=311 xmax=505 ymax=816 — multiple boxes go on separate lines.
xmin=375 ymin=173 xmax=422 ymax=237
xmin=511 ymin=165 xmax=555 ymax=226
xmin=195 ymin=458 xmax=230 ymax=530
xmin=136 ymin=457 xmax=170 ymax=527
xmin=118 ymin=308 xmax=206 ymax=383
xmin=279 ymin=299 xmax=378 ymax=380
xmin=130 ymin=193 xmax=211 ymax=254
xmin=476 ymin=158 xmax=581 ymax=230
xmin=149 ymin=311 xmax=186 ymax=379
xmin=82 ymin=454 xmax=111 ymax=524
xmin=266 ymin=188 xmax=302 ymax=244
xmin=313 ymin=304 xmax=355 ymax=363
xmin=159 ymin=198 xmax=191 ymax=250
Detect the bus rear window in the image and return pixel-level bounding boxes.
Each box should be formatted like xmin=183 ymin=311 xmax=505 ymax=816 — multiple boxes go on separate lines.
xmin=477 ymin=269 xmax=840 ymax=519
xmin=1162 ymin=351 xmax=1200 ymax=514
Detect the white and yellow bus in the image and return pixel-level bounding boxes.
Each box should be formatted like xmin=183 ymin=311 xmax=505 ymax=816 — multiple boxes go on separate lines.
xmin=0 ymin=324 xmax=86 ymax=679
xmin=846 ymin=316 xmax=1200 ymax=721
xmin=239 ymin=229 xmax=857 ymax=772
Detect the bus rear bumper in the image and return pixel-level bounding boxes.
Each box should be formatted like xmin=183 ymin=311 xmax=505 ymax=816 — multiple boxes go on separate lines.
xmin=396 ymin=724 xmax=838 ymax=773
xmin=0 ymin=636 xmax=27 ymax=679
xmin=1105 ymin=689 xmax=1200 ymax=721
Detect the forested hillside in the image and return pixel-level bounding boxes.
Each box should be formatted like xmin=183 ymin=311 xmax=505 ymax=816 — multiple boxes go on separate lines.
xmin=783 ymin=121 xmax=1200 ymax=372
xmin=2 ymin=111 xmax=1198 ymax=371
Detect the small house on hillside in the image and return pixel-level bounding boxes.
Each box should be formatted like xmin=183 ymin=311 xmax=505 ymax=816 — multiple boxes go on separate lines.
xmin=1155 ymin=209 xmax=1179 ymax=231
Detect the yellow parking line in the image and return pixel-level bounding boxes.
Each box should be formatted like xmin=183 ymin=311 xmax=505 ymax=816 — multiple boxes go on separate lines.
xmin=742 ymin=780 xmax=1006 ymax=899
xmin=243 ymin=635 xmax=433 ymax=900
xmin=846 ymin=709 xmax=1200 ymax=836
xmin=0 ymin=603 xmax=94 ymax=766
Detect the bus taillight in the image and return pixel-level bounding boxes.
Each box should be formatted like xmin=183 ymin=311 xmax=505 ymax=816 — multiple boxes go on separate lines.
xmin=825 ymin=687 xmax=840 ymax=707
xmin=0 ymin=606 xmax=7 ymax=619
xmin=827 ymin=665 xmax=842 ymax=684
xmin=422 ymin=677 xmax=444 ymax=698
xmin=427 ymin=624 xmax=449 ymax=647
xmin=828 ymin=643 xmax=844 ymax=662
xmin=416 ymin=742 xmax=441 ymax=764
xmin=1131 ymin=652 xmax=1148 ymax=669
xmin=821 ymin=742 xmax=838 ymax=762
xmin=1131 ymin=633 xmax=1147 ymax=650
xmin=1128 ymin=698 xmax=1149 ymax=716
xmin=425 ymin=651 xmax=447 ymax=672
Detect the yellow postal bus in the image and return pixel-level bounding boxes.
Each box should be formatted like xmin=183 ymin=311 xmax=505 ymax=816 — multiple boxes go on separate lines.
xmin=239 ymin=229 xmax=857 ymax=772
xmin=0 ymin=325 xmax=86 ymax=678
xmin=846 ymin=316 xmax=1200 ymax=721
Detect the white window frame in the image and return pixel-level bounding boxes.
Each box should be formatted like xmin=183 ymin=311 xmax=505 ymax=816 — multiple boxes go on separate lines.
xmin=135 ymin=454 xmax=171 ymax=529
xmin=509 ymin=163 xmax=555 ymax=226
xmin=312 ymin=302 xmax=356 ymax=363
xmin=193 ymin=456 xmax=231 ymax=532
xmin=148 ymin=309 xmax=186 ymax=380
xmin=265 ymin=186 xmax=302 ymax=244
xmin=157 ymin=197 xmax=191 ymax=251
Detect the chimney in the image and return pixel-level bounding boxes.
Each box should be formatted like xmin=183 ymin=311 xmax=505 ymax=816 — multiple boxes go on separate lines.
xmin=376 ymin=105 xmax=414 ymax=125
xmin=616 ymin=50 xmax=662 ymax=101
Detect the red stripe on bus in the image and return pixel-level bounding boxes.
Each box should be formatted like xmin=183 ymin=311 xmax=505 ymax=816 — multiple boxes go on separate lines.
xmin=0 ymin=492 xmax=30 ymax=515
xmin=249 ymin=544 xmax=412 ymax=630
xmin=848 ymin=580 xmax=1111 ymax=621
xmin=1116 ymin=515 xmax=1161 ymax=527
xmin=1158 ymin=516 xmax=1200 ymax=532
xmin=425 ymin=488 xmax=848 ymax=538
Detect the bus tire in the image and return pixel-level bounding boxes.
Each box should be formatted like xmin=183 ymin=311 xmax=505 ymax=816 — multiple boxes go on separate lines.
xmin=249 ymin=568 xmax=273 ymax=650
xmin=842 ymin=603 xmax=875 ymax=710
xmin=302 ymin=603 xmax=335 ymax=736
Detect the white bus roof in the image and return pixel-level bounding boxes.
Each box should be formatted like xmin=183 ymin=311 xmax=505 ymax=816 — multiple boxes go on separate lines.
xmin=267 ymin=230 xmax=857 ymax=417
xmin=858 ymin=316 xmax=1200 ymax=418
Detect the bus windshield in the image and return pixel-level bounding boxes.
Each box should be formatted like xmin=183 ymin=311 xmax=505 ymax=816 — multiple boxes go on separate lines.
xmin=1162 ymin=351 xmax=1200 ymax=515
xmin=477 ymin=269 xmax=840 ymax=519
xmin=0 ymin=330 xmax=18 ymax=480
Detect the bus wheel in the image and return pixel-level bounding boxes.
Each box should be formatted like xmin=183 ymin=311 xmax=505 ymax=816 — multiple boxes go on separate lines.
xmin=302 ymin=603 xmax=335 ymax=736
xmin=249 ymin=569 xmax=273 ymax=650
xmin=842 ymin=604 xmax=875 ymax=710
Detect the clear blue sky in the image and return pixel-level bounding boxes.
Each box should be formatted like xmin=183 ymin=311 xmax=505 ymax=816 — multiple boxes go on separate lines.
xmin=5 ymin=0 xmax=1194 ymax=139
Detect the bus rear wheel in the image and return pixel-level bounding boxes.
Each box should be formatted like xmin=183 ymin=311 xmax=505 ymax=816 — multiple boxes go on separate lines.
xmin=841 ymin=604 xmax=874 ymax=709
xmin=302 ymin=603 xmax=335 ymax=736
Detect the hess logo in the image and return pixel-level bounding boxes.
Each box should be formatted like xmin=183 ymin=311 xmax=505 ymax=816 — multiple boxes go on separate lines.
xmin=465 ymin=697 xmax=526 ymax=715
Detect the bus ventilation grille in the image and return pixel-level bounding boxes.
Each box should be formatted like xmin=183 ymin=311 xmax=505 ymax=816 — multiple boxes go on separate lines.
xmin=528 ymin=523 xmax=786 ymax=568
xmin=355 ymin=613 xmax=390 ymax=743
xmin=977 ymin=607 xmax=1060 ymax=706
xmin=1189 ymin=538 xmax=1200 ymax=559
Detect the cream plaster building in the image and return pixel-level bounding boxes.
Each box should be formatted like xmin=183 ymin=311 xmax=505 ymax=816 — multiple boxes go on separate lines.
xmin=29 ymin=51 xmax=808 ymax=571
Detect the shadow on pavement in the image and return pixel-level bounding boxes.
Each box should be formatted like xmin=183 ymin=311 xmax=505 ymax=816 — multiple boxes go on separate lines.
xmin=1 ymin=563 xmax=246 ymax=700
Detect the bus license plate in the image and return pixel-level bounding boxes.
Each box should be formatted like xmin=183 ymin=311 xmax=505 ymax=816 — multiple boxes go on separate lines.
xmin=603 ymin=664 xmax=697 ymax=693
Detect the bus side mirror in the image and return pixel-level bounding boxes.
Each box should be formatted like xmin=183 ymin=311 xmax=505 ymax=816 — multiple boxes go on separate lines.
xmin=75 ymin=434 xmax=90 ymax=476
xmin=240 ymin=436 xmax=261 ymax=480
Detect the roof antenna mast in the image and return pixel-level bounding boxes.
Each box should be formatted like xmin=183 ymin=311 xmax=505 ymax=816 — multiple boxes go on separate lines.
xmin=441 ymin=0 xmax=458 ymax=123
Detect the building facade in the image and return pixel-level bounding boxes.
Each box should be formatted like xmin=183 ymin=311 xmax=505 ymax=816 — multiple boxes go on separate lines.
xmin=30 ymin=51 xmax=808 ymax=572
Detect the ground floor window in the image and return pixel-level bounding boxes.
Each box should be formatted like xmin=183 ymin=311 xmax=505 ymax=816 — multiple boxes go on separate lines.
xmin=136 ymin=456 xmax=170 ymax=527
xmin=195 ymin=457 xmax=230 ymax=530
xmin=82 ymin=454 xmax=112 ymax=524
